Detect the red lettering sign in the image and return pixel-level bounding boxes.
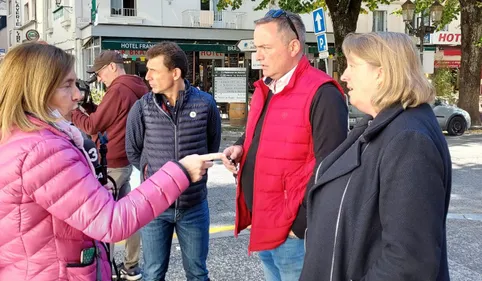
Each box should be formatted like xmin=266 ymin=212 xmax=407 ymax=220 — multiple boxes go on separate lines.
xmin=436 ymin=32 xmax=462 ymax=45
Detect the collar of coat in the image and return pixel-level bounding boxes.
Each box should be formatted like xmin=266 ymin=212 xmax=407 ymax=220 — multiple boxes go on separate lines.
xmin=308 ymin=103 xmax=405 ymax=195
xmin=352 ymin=104 xmax=405 ymax=143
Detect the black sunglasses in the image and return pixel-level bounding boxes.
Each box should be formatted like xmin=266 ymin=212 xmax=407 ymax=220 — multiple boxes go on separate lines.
xmin=265 ymin=9 xmax=299 ymax=40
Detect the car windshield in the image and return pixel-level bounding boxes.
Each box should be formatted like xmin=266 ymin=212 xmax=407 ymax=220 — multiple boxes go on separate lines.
xmin=432 ymin=98 xmax=448 ymax=107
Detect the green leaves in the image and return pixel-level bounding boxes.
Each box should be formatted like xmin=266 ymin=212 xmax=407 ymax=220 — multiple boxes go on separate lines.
xmin=475 ymin=37 xmax=482 ymax=48
xmin=216 ymin=0 xmax=325 ymax=13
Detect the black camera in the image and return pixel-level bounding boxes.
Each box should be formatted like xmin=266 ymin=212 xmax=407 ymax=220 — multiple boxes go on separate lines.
xmin=76 ymin=75 xmax=97 ymax=113
xmin=76 ymin=79 xmax=91 ymax=105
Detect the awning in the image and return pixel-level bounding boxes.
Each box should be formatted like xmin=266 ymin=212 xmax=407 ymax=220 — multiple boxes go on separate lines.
xmin=307 ymin=45 xmax=336 ymax=55
xmin=101 ymin=39 xmax=240 ymax=54
xmin=443 ymin=47 xmax=461 ymax=56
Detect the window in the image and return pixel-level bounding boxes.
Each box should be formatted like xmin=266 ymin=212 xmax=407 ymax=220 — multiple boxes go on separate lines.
xmin=23 ymin=3 xmax=28 ymax=23
xmin=8 ymin=0 xmax=11 ymax=15
xmin=213 ymin=0 xmax=222 ymax=21
xmin=31 ymin=0 xmax=36 ymax=20
xmin=372 ymin=10 xmax=387 ymax=32
xmin=200 ymin=0 xmax=209 ymax=11
xmin=111 ymin=0 xmax=136 ymax=16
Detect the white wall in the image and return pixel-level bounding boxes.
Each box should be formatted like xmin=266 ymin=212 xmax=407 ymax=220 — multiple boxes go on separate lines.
xmin=0 ymin=27 xmax=8 ymax=50
xmin=92 ymin=0 xmax=432 ymax=34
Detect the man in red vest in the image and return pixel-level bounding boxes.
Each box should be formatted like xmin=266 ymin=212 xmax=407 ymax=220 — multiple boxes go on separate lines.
xmin=222 ymin=9 xmax=348 ymax=281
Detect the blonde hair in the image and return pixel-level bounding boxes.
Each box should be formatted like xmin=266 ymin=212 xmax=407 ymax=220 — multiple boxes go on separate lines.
xmin=0 ymin=43 xmax=75 ymax=142
xmin=342 ymin=32 xmax=435 ymax=111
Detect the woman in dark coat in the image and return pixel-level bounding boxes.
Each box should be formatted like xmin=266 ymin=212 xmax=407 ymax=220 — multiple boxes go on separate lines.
xmin=300 ymin=32 xmax=451 ymax=281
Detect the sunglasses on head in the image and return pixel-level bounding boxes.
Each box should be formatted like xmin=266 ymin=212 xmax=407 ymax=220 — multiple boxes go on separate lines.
xmin=265 ymin=9 xmax=299 ymax=40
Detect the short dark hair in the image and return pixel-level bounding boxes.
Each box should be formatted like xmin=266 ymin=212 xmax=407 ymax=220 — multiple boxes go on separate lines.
xmin=255 ymin=10 xmax=306 ymax=46
xmin=146 ymin=42 xmax=188 ymax=79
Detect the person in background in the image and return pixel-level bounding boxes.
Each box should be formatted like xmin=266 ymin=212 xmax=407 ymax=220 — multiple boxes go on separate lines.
xmin=71 ymin=50 xmax=148 ymax=280
xmin=0 ymin=42 xmax=222 ymax=281
xmin=126 ymin=41 xmax=221 ymax=281
xmin=300 ymin=32 xmax=451 ymax=281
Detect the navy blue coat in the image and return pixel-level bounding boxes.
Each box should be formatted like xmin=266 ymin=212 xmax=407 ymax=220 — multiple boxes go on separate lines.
xmin=300 ymin=103 xmax=451 ymax=281
xmin=125 ymin=80 xmax=221 ymax=209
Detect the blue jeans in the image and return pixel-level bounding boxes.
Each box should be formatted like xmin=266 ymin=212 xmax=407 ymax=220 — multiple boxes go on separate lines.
xmin=257 ymin=237 xmax=305 ymax=281
xmin=141 ymin=199 xmax=210 ymax=281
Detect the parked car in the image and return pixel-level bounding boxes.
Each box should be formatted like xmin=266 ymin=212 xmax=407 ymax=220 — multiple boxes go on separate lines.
xmin=348 ymin=103 xmax=365 ymax=129
xmin=432 ymin=98 xmax=471 ymax=136
xmin=348 ymin=98 xmax=471 ymax=136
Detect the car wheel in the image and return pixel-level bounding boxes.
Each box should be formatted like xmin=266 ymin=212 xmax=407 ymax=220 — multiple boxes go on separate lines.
xmin=447 ymin=116 xmax=467 ymax=136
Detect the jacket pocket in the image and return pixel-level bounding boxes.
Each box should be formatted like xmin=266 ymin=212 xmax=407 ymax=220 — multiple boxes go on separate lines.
xmin=283 ymin=178 xmax=295 ymax=220
xmin=143 ymin=163 xmax=149 ymax=181
xmin=65 ymin=261 xmax=97 ymax=281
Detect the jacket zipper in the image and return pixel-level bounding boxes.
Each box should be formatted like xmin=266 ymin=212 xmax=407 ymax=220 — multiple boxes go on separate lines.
xmin=153 ymin=95 xmax=179 ymax=212
xmin=305 ymin=159 xmax=325 ymax=251
xmin=248 ymin=91 xmax=277 ymax=254
xmin=329 ymin=143 xmax=370 ymax=281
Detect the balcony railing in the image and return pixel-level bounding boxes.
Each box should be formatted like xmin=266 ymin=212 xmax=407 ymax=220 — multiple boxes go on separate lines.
xmin=111 ymin=8 xmax=137 ymax=17
xmin=182 ymin=10 xmax=246 ymax=29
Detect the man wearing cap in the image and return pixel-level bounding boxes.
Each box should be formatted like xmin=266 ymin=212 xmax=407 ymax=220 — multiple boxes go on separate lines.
xmin=71 ymin=50 xmax=148 ymax=281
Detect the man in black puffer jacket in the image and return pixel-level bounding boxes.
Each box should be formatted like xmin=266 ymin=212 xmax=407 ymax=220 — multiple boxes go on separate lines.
xmin=125 ymin=42 xmax=221 ymax=281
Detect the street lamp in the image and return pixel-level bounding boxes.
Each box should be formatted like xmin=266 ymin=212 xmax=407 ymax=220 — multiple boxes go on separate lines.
xmin=401 ymin=0 xmax=444 ymax=63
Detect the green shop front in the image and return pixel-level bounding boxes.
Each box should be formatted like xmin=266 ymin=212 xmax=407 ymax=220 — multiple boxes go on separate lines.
xmin=93 ymin=38 xmax=244 ymax=93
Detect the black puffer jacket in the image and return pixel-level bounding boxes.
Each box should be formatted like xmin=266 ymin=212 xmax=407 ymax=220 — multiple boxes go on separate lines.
xmin=126 ymin=80 xmax=221 ymax=209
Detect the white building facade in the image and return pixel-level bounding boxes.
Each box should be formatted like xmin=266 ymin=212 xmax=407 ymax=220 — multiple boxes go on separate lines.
xmin=1 ymin=0 xmax=464 ymax=80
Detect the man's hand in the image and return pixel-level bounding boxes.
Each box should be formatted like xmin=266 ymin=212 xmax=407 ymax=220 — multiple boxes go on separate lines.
xmin=221 ymin=145 xmax=243 ymax=175
xmin=104 ymin=180 xmax=115 ymax=195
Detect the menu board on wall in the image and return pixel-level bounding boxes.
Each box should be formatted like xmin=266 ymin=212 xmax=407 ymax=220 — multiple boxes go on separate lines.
xmin=214 ymin=68 xmax=246 ymax=103
xmin=227 ymin=54 xmax=239 ymax=67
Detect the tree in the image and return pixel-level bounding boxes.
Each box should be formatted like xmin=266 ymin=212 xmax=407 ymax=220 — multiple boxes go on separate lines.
xmin=217 ymin=0 xmax=482 ymax=126
xmin=458 ymin=0 xmax=482 ymax=126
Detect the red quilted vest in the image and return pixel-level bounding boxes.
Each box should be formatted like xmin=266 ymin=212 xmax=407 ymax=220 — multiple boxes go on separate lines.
xmin=235 ymin=56 xmax=344 ymax=252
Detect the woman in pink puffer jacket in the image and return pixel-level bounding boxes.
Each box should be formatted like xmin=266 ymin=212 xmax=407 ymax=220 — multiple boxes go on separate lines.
xmin=0 ymin=43 xmax=221 ymax=281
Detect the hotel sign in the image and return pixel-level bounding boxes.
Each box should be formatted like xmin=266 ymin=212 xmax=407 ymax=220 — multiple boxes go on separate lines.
xmin=102 ymin=41 xmax=240 ymax=54
xmin=432 ymin=32 xmax=461 ymax=45
xmin=14 ymin=0 xmax=21 ymax=28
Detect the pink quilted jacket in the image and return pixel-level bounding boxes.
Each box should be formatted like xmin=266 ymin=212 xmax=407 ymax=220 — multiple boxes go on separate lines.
xmin=0 ymin=117 xmax=190 ymax=281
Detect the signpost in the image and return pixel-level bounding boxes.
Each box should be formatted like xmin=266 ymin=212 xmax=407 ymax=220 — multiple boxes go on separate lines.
xmin=251 ymin=52 xmax=262 ymax=69
xmin=213 ymin=67 xmax=247 ymax=103
xmin=313 ymin=7 xmax=330 ymax=75
xmin=234 ymin=38 xmax=257 ymax=123
xmin=26 ymin=29 xmax=40 ymax=41
xmin=316 ymin=33 xmax=328 ymax=53
xmin=312 ymin=8 xmax=327 ymax=34
xmin=236 ymin=39 xmax=256 ymax=52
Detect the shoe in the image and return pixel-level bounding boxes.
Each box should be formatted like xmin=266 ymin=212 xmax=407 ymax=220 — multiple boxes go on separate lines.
xmin=113 ymin=263 xmax=142 ymax=281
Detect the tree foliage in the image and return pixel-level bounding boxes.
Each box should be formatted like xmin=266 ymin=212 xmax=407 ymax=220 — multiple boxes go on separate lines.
xmin=216 ymin=0 xmax=481 ymax=126
xmin=432 ymin=67 xmax=458 ymax=104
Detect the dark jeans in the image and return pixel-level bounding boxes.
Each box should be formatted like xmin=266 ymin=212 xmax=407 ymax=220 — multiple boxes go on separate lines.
xmin=141 ymin=199 xmax=210 ymax=281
